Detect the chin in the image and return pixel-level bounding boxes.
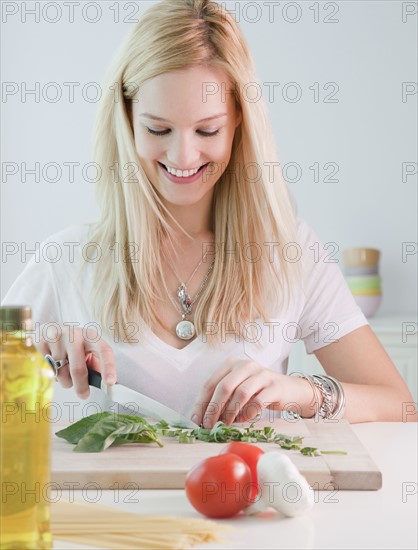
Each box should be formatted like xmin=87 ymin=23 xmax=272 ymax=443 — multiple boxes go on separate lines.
xmin=164 ymin=195 xmax=206 ymax=207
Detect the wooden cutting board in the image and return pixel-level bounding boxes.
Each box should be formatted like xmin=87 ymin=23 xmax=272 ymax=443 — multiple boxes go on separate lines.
xmin=51 ymin=418 xmax=382 ymax=491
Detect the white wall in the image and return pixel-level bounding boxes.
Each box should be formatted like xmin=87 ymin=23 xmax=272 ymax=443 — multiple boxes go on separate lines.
xmin=2 ymin=0 xmax=417 ymax=315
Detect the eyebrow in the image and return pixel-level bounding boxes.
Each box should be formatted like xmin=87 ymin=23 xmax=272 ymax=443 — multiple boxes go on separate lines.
xmin=138 ymin=113 xmax=228 ymax=123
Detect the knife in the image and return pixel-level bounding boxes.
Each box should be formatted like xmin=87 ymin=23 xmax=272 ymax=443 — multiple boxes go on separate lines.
xmin=87 ymin=369 xmax=199 ymax=429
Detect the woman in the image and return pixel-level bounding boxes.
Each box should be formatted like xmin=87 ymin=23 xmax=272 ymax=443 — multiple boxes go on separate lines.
xmin=2 ymin=0 xmax=415 ymax=425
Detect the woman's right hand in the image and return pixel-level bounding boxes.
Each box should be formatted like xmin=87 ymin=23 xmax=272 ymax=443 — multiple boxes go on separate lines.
xmin=38 ymin=323 xmax=116 ymax=399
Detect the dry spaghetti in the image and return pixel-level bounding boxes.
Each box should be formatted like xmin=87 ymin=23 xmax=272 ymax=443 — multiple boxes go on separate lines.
xmin=51 ymin=500 xmax=232 ymax=549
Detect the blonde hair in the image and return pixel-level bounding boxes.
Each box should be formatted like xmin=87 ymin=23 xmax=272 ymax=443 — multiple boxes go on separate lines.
xmin=89 ymin=0 xmax=301 ymax=346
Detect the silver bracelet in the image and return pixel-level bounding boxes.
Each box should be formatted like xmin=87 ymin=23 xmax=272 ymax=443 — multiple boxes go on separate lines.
xmin=311 ymin=374 xmax=336 ymax=419
xmin=288 ymin=371 xmax=322 ymax=420
xmin=287 ymin=372 xmax=346 ymax=420
xmin=321 ymin=374 xmax=346 ymax=420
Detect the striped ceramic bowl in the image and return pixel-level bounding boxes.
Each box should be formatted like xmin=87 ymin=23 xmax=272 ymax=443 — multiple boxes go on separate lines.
xmin=346 ymin=275 xmax=381 ymax=294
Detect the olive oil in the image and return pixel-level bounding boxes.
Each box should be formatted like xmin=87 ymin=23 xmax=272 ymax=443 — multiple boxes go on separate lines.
xmin=0 ymin=306 xmax=54 ymax=549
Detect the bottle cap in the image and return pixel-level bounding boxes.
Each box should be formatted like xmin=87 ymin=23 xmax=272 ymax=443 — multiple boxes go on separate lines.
xmin=0 ymin=306 xmax=32 ymax=330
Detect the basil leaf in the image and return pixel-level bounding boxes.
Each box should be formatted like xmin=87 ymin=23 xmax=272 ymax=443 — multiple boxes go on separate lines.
xmin=73 ymin=416 xmax=161 ymax=452
xmin=55 ymin=412 xmax=111 ymax=444
xmin=112 ymin=430 xmax=164 ymax=447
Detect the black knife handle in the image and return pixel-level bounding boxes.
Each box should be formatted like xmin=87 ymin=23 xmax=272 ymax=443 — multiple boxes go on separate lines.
xmin=87 ymin=368 xmax=103 ymax=389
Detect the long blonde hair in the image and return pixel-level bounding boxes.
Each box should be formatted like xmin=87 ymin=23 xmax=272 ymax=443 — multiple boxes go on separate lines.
xmin=89 ymin=0 xmax=301 ymax=346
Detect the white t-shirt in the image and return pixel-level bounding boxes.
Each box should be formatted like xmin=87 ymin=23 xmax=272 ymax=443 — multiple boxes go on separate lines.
xmin=2 ymin=218 xmax=368 ymax=418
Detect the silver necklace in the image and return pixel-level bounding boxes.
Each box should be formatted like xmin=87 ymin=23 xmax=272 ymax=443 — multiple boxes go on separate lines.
xmin=166 ymin=256 xmax=215 ymax=341
xmin=171 ymin=249 xmax=210 ymax=296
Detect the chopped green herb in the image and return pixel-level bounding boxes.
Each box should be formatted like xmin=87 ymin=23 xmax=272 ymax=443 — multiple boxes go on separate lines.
xmin=300 ymin=447 xmax=347 ymax=456
xmin=319 ymin=450 xmax=348 ymax=455
xmin=300 ymin=447 xmax=321 ymax=457
xmin=56 ymin=414 xmax=347 ymax=456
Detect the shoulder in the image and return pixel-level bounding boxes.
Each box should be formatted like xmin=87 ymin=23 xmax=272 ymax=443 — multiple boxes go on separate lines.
xmin=295 ymin=216 xmax=321 ymax=247
xmin=40 ymin=222 xmax=94 ymax=247
xmin=293 ymin=217 xmax=338 ymax=273
xmin=38 ymin=223 xmax=98 ymax=265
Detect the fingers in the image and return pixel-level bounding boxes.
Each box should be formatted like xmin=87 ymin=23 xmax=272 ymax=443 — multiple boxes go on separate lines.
xmin=43 ymin=330 xmax=73 ymax=388
xmin=41 ymin=324 xmax=116 ymax=399
xmin=222 ymin=377 xmax=267 ymax=426
xmin=69 ymin=338 xmax=116 ymax=399
xmin=57 ymin=366 xmax=73 ymax=388
xmin=66 ymin=330 xmax=91 ymax=399
xmin=191 ymin=358 xmax=266 ymax=428
xmin=234 ymin=387 xmax=278 ymax=424
xmin=229 ymin=378 xmax=289 ymax=424
xmin=190 ymin=357 xmax=237 ymax=426
xmin=89 ymin=345 xmax=117 ymax=385
xmin=83 ymin=325 xmax=116 ymax=386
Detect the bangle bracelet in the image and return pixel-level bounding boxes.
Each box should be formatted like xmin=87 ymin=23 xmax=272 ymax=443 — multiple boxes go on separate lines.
xmin=311 ymin=374 xmax=335 ymax=419
xmin=322 ymin=375 xmax=346 ymax=420
xmin=288 ymin=371 xmax=322 ymax=420
xmin=320 ymin=375 xmax=340 ymax=416
xmin=288 ymin=372 xmax=346 ymax=421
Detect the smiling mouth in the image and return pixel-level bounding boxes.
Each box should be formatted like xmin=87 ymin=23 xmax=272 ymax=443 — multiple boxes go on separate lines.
xmin=158 ymin=162 xmax=209 ymax=175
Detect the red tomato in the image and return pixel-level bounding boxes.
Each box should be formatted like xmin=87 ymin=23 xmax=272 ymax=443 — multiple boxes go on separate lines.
xmin=219 ymin=442 xmax=264 ymax=504
xmin=185 ymin=454 xmax=252 ymax=518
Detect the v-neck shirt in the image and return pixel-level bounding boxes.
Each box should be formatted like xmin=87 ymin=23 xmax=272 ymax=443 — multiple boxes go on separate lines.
xmin=2 ymin=218 xmax=368 ymax=418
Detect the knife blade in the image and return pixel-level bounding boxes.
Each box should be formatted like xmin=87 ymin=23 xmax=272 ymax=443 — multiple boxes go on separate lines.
xmin=87 ymin=369 xmax=199 ymax=429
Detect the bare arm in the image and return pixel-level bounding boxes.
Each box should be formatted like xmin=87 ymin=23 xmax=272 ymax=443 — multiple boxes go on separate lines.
xmin=311 ymin=325 xmax=417 ymax=422
xmin=191 ymin=325 xmax=417 ymax=428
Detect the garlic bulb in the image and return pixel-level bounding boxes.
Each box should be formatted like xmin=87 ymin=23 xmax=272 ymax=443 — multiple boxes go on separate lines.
xmin=245 ymin=451 xmax=314 ymax=517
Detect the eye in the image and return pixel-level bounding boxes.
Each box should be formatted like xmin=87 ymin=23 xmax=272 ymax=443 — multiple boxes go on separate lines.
xmin=198 ymin=129 xmax=220 ymax=137
xmin=146 ymin=127 xmax=170 ymax=136
xmin=145 ymin=127 xmax=220 ymax=138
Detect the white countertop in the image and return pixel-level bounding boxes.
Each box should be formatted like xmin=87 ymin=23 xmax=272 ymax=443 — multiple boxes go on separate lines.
xmin=53 ymin=422 xmax=417 ymax=550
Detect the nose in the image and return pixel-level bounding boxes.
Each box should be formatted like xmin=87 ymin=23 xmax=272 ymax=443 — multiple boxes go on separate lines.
xmin=165 ymin=131 xmax=202 ymax=169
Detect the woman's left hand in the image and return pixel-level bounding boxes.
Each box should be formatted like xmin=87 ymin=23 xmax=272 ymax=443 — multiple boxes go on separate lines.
xmin=190 ymin=357 xmax=292 ymax=428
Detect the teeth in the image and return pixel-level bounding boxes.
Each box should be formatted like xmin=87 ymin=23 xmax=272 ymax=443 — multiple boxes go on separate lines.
xmin=164 ymin=164 xmax=202 ymax=177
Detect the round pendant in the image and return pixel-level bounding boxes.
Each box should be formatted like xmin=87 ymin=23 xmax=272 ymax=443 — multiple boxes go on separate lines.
xmin=176 ymin=320 xmax=195 ymax=341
